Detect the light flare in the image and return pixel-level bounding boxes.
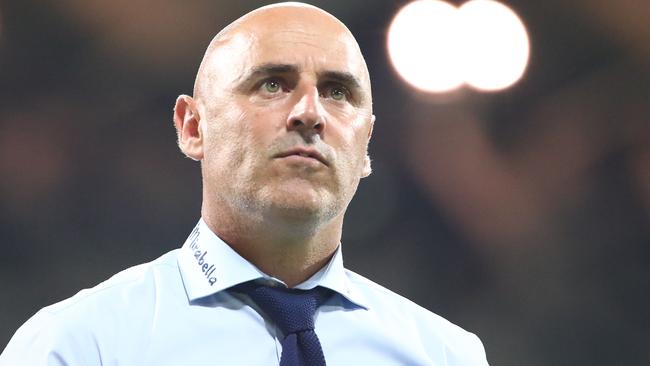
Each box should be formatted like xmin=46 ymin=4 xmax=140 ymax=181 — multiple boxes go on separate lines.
xmin=387 ymin=0 xmax=531 ymax=93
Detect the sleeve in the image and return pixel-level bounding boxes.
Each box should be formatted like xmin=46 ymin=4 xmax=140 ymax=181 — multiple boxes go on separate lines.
xmin=0 ymin=310 xmax=103 ymax=366
xmin=444 ymin=331 xmax=489 ymax=366
xmin=466 ymin=332 xmax=489 ymax=366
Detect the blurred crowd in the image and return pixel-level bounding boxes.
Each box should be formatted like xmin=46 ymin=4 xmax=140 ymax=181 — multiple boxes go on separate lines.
xmin=0 ymin=0 xmax=648 ymax=365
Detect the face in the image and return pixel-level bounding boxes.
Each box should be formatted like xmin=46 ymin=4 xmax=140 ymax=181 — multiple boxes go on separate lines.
xmin=178 ymin=6 xmax=374 ymax=225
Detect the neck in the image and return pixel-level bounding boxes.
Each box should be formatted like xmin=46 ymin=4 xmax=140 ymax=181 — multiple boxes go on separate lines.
xmin=202 ymin=203 xmax=344 ymax=288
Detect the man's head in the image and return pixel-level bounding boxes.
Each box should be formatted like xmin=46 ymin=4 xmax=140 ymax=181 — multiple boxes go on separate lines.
xmin=174 ymin=2 xmax=374 ymax=232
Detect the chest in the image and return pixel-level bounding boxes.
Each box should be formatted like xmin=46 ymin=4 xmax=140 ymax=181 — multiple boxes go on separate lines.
xmin=111 ymin=305 xmax=444 ymax=366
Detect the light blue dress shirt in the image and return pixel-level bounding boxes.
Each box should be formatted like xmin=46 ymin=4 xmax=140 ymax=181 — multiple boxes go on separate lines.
xmin=1 ymin=219 xmax=488 ymax=365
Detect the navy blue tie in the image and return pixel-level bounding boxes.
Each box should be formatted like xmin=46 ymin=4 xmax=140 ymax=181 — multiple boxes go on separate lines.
xmin=237 ymin=282 xmax=332 ymax=366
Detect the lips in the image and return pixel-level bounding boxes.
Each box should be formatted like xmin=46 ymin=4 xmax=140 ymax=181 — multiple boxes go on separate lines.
xmin=274 ymin=147 xmax=329 ymax=166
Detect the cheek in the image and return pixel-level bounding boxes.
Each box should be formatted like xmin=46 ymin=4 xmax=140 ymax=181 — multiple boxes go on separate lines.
xmin=202 ymin=109 xmax=251 ymax=168
xmin=332 ymin=119 xmax=370 ymax=161
xmin=207 ymin=108 xmax=283 ymax=176
xmin=247 ymin=109 xmax=284 ymax=146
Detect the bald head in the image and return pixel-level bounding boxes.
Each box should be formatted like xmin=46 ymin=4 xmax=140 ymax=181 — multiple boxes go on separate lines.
xmin=173 ymin=2 xmax=376 ymax=273
xmin=192 ymin=2 xmax=371 ymax=107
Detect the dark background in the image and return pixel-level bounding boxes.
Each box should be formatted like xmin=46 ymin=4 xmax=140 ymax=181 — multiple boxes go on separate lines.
xmin=1 ymin=0 xmax=648 ymax=364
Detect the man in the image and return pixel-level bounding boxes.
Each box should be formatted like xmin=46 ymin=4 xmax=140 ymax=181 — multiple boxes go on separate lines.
xmin=1 ymin=3 xmax=488 ymax=365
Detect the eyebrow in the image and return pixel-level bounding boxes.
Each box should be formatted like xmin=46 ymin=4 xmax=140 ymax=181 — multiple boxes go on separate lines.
xmin=318 ymin=70 xmax=362 ymax=92
xmin=235 ymin=63 xmax=299 ymax=90
xmin=236 ymin=63 xmax=364 ymax=97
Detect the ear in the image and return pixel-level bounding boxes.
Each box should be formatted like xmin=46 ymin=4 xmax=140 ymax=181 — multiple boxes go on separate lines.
xmin=173 ymin=95 xmax=203 ymax=161
xmin=361 ymin=114 xmax=375 ymax=178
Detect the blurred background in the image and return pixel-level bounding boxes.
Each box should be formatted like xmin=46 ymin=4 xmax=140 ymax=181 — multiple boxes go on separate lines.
xmin=0 ymin=0 xmax=648 ymax=364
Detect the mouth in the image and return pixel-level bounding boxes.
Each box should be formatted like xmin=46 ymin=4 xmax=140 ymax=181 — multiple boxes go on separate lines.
xmin=274 ymin=147 xmax=329 ymax=166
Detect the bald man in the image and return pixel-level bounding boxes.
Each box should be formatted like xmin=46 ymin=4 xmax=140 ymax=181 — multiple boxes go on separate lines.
xmin=1 ymin=3 xmax=488 ymax=365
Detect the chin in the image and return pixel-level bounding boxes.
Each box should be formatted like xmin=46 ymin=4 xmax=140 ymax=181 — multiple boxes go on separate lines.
xmin=272 ymin=192 xmax=324 ymax=214
xmin=263 ymin=187 xmax=338 ymax=221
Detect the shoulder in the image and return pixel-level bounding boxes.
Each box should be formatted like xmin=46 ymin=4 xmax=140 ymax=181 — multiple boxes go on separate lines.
xmin=344 ymin=269 xmax=489 ymax=365
xmin=43 ymin=249 xmax=181 ymax=316
xmin=0 ymin=250 xmax=182 ymax=365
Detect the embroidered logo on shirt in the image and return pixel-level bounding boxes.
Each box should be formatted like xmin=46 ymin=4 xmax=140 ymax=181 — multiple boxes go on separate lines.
xmin=187 ymin=224 xmax=218 ymax=286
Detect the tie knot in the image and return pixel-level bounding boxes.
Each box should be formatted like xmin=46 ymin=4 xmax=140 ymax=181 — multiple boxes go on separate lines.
xmin=237 ymin=282 xmax=331 ymax=335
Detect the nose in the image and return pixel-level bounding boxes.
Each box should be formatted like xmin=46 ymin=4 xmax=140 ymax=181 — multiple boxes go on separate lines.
xmin=286 ymin=86 xmax=326 ymax=136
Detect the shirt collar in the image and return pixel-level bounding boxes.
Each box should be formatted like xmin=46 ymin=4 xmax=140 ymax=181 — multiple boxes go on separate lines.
xmin=294 ymin=243 xmax=369 ymax=310
xmin=177 ymin=218 xmax=369 ymax=310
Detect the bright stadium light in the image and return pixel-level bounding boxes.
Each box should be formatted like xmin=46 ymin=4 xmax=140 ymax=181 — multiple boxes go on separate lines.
xmin=387 ymin=0 xmax=463 ymax=92
xmin=458 ymin=0 xmax=530 ymax=91
xmin=387 ymin=0 xmax=530 ymax=94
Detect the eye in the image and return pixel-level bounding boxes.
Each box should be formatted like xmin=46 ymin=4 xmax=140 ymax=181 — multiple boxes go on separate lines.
xmin=330 ymin=86 xmax=347 ymax=101
xmin=262 ymin=79 xmax=282 ymax=93
xmin=322 ymin=84 xmax=350 ymax=102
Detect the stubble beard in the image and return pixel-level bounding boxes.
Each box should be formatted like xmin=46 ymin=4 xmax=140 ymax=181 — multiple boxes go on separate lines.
xmin=203 ymin=141 xmax=361 ymax=240
xmin=238 ymin=175 xmax=342 ymax=233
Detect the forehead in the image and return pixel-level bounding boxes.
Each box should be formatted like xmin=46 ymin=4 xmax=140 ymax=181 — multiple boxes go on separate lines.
xmin=210 ymin=11 xmax=369 ymax=89
xmin=262 ymin=27 xmax=347 ymax=57
xmin=259 ymin=30 xmax=363 ymax=71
